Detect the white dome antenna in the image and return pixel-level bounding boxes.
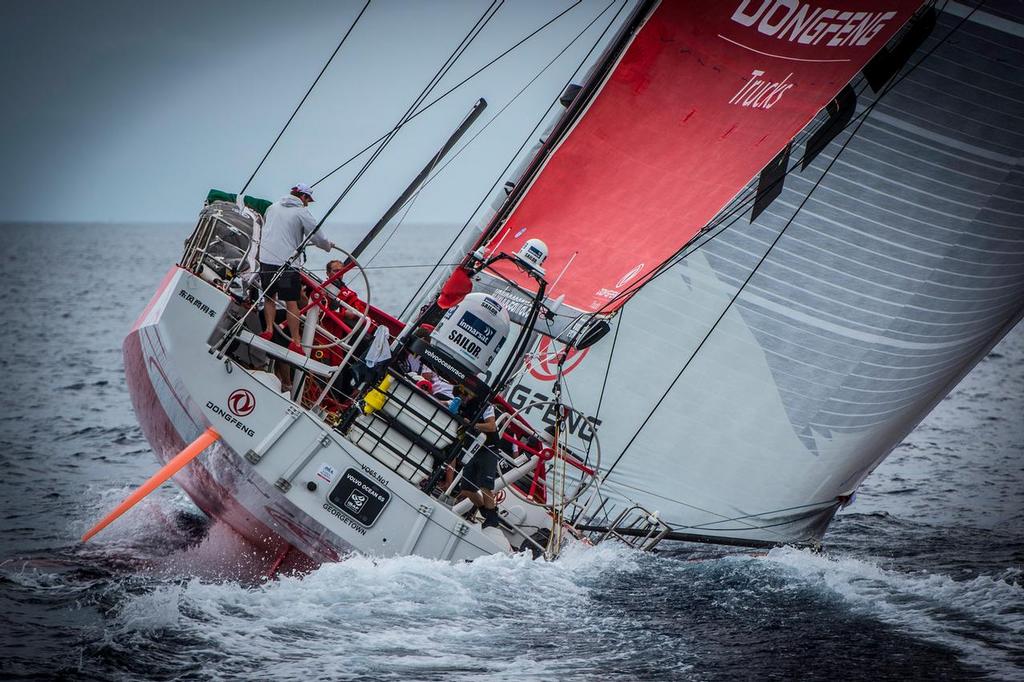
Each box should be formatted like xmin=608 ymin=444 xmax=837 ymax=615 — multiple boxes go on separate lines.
xmin=516 ymin=238 xmax=548 ymax=275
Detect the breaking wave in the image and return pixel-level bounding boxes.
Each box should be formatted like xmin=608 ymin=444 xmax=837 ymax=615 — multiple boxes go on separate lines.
xmin=100 ymin=542 xmax=655 ymax=681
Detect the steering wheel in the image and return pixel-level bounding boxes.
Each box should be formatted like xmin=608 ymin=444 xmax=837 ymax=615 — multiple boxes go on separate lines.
xmin=296 ymin=249 xmax=371 ymax=353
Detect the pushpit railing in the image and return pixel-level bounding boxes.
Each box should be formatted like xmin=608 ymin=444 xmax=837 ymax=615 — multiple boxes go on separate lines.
xmin=181 ymin=200 xmax=259 ymax=285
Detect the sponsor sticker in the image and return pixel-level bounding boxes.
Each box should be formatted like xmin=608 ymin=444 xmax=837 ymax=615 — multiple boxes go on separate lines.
xmin=206 ymin=399 xmax=256 ymax=438
xmin=316 ymin=463 xmax=336 ymax=484
xmin=527 ymin=337 xmax=589 ymax=381
xmin=457 ymin=311 xmax=496 ymax=345
xmin=178 ymin=289 xmax=217 ymax=318
xmin=344 ymin=491 xmax=367 ymax=514
xmin=327 ymin=468 xmax=391 ymax=527
xmin=615 ymin=263 xmax=645 ymax=289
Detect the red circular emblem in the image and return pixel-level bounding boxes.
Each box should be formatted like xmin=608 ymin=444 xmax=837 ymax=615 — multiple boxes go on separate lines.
xmin=228 ymin=389 xmax=256 ymax=417
xmin=527 ymin=337 xmax=589 ymax=382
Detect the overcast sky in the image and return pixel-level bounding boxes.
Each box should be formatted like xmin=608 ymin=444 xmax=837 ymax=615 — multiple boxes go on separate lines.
xmin=0 ymin=0 xmax=633 ymax=225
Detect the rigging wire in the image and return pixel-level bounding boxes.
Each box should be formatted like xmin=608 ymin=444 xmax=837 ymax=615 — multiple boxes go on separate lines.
xmin=214 ymin=2 xmax=502 ymax=346
xmin=577 ymin=2 xmax=961 ymax=326
xmin=311 ymin=1 xmax=585 ymax=190
xmin=385 ymin=0 xmax=624 ymax=317
xmin=695 ymin=2 xmax=954 ymax=240
xmin=239 ymin=0 xmax=371 ymax=196
xmin=598 ymin=476 xmax=838 ymax=534
xmin=364 ymin=261 xmax=461 ymax=270
xmin=543 ymin=70 xmax=888 ymax=341
xmin=568 ymin=79 xmax=867 ymax=324
xmin=364 ymin=179 xmax=424 ymax=266
xmin=590 ymin=305 xmax=622 ymax=428
xmin=313 ymin=0 xmax=503 ymax=230
xmin=397 ymin=0 xmax=629 ymax=320
xmin=599 ymin=0 xmax=980 ymax=485
xmin=364 ymin=0 xmax=617 ymax=272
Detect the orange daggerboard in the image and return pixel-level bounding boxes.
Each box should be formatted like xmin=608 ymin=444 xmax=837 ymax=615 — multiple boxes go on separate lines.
xmin=82 ymin=427 xmax=220 ymax=542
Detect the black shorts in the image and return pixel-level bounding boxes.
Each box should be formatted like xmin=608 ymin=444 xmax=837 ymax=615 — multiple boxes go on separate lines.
xmin=260 ymin=263 xmax=301 ymax=301
xmin=460 ymin=448 xmax=498 ymax=492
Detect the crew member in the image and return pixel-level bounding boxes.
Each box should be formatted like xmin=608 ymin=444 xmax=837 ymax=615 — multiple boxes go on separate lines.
xmin=455 ymin=398 xmax=501 ymax=529
xmin=259 ymin=183 xmax=334 ymax=354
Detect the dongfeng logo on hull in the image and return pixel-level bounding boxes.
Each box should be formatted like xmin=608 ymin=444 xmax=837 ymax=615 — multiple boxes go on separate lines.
xmin=228 ymin=389 xmax=255 ymax=417
xmin=528 ymin=337 xmax=589 ymax=382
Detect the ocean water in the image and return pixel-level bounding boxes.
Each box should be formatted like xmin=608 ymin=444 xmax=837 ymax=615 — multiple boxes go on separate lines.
xmin=1 ymin=224 xmax=1021 ymax=680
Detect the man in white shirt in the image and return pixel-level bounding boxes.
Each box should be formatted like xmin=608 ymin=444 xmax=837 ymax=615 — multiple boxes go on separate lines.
xmin=259 ymin=183 xmax=335 ymax=353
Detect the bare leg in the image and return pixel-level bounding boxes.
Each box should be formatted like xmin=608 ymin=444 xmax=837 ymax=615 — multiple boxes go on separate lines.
xmin=263 ymin=295 xmax=277 ymax=336
xmin=285 ymin=300 xmax=302 ymax=345
xmin=457 ymin=487 xmax=499 ymax=528
xmin=479 ymin=488 xmax=496 ymax=510
xmin=458 ymin=490 xmax=483 ymax=508
xmin=456 ymin=488 xmax=492 ymax=510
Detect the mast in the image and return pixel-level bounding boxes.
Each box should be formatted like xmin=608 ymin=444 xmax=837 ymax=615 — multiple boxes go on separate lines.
xmin=351 ymin=98 xmax=488 ymax=261
xmin=472 ymin=0 xmax=659 ymax=253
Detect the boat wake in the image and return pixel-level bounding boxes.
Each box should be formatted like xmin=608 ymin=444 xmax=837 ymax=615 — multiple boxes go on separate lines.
xmin=9 ymin=451 xmax=1024 ymax=680
xmin=760 ymin=546 xmax=1024 ymax=678
xmin=96 ymin=541 xmax=652 ymax=680
xmin=6 ymin=525 xmax=1023 ymax=680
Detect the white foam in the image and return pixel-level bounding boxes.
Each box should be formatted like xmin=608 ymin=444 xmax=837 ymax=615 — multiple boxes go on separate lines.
xmin=158 ymin=520 xmax=270 ymax=580
xmin=110 ymin=541 xmax=646 ymax=679
xmin=760 ymin=547 xmax=1024 ymax=676
xmin=117 ymin=584 xmax=184 ymax=631
xmin=76 ymin=482 xmax=196 ymax=548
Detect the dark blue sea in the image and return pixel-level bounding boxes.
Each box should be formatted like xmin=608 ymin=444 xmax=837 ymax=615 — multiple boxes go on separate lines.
xmin=1 ymin=224 xmax=1021 ymax=680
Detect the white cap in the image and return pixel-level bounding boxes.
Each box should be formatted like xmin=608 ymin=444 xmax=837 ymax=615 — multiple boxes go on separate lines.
xmin=292 ymin=183 xmax=315 ymax=201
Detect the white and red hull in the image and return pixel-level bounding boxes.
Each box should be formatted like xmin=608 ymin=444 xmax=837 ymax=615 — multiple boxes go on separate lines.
xmin=124 ymin=267 xmax=512 ymax=565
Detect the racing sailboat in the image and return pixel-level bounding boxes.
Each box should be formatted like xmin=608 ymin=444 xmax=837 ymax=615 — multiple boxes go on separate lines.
xmin=98 ymin=0 xmax=1024 ymax=564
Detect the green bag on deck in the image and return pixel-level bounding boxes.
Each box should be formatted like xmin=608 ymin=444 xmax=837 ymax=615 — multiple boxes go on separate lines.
xmin=205 ymin=189 xmax=272 ymax=217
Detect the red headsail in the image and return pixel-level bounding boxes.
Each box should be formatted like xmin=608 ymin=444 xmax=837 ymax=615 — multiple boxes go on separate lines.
xmin=484 ymin=0 xmax=922 ymax=314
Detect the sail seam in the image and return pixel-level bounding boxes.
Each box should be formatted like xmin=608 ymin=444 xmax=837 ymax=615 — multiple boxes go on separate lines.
xmin=600 ymin=1 xmax=987 ymax=488
xmin=579 ymin=4 xmax=988 ymax=325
